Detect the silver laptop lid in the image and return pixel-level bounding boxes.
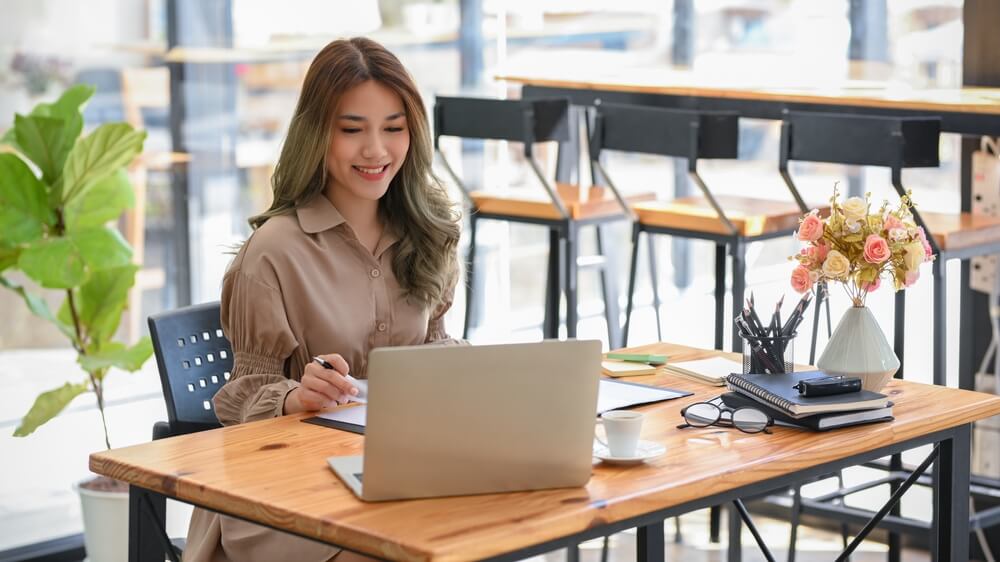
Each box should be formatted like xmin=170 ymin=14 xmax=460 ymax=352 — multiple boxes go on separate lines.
xmin=360 ymin=340 xmax=601 ymax=501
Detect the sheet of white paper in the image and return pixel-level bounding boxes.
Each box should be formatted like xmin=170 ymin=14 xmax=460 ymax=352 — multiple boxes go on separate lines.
xmin=316 ymin=404 xmax=367 ymax=426
xmin=597 ymin=379 xmax=686 ymax=414
xmin=344 ymin=374 xmax=368 ymax=404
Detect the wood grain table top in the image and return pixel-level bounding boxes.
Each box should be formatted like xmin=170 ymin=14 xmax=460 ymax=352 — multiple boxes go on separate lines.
xmin=497 ymin=67 xmax=1000 ymax=116
xmin=90 ymin=342 xmax=1000 ymax=561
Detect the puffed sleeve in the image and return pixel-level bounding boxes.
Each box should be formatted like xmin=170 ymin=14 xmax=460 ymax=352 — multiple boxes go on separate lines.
xmin=424 ymin=276 xmax=466 ymax=346
xmin=214 ymin=268 xmax=300 ymax=426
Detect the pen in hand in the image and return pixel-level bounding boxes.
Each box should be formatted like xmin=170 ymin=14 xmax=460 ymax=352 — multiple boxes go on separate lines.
xmin=311 ymin=355 xmax=359 ymax=403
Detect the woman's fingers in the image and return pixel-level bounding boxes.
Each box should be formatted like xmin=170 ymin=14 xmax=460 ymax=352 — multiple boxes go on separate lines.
xmin=317 ymin=353 xmax=350 ymax=375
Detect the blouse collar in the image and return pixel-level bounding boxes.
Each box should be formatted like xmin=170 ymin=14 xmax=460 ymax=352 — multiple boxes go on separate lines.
xmin=296 ymin=193 xmax=400 ymax=255
xmin=296 ymin=193 xmax=346 ymax=234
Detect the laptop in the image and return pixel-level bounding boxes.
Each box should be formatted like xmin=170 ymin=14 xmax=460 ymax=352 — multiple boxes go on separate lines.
xmin=327 ymin=339 xmax=601 ymax=501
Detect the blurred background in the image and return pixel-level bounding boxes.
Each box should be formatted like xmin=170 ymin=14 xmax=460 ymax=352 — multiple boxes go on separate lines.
xmin=0 ymin=0 xmax=983 ymax=558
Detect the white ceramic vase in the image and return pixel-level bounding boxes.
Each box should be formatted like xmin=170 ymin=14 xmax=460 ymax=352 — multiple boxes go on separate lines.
xmin=75 ymin=482 xmax=129 ymax=562
xmin=816 ymin=306 xmax=899 ymax=392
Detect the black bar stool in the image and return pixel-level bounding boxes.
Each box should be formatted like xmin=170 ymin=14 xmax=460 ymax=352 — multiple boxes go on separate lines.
xmin=434 ymin=96 xmax=646 ymax=342
xmin=608 ymin=103 xmax=812 ymax=351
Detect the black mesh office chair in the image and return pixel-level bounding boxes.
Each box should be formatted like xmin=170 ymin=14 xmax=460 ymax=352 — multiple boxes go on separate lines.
xmin=435 ymin=96 xmax=648 ymax=345
xmin=149 ymin=301 xmax=229 ymax=439
xmin=138 ymin=302 xmax=230 ymax=562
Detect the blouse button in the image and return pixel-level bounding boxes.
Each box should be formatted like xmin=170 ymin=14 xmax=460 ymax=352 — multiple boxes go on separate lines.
xmin=371 ymin=268 xmax=381 ymax=278
xmin=377 ymin=322 xmax=387 ymax=332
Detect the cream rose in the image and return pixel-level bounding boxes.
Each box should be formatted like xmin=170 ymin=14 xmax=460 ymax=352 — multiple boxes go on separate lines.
xmin=821 ymin=250 xmax=850 ymax=279
xmin=903 ymin=240 xmax=926 ymax=271
xmin=842 ymin=197 xmax=868 ymax=222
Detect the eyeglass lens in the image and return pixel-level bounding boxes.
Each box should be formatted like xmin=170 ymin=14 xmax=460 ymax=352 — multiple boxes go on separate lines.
xmin=682 ymin=402 xmax=770 ymax=433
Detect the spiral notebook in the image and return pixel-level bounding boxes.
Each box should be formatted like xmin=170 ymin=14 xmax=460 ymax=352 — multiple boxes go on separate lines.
xmin=725 ymin=371 xmax=888 ymax=417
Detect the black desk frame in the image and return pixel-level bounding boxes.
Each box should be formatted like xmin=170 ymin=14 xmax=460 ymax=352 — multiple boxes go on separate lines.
xmin=127 ymin=424 xmax=971 ymax=562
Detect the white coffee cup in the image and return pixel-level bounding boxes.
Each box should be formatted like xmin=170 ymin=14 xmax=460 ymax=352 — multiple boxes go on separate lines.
xmin=595 ymin=410 xmax=644 ymax=457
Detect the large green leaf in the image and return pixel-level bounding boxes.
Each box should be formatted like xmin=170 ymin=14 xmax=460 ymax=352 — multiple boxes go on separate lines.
xmin=14 ymin=114 xmax=79 ymax=183
xmin=30 ymin=84 xmax=95 ymax=120
xmin=13 ymin=381 xmax=89 ymax=437
xmin=71 ymin=227 xmax=133 ymax=271
xmin=77 ymin=265 xmax=138 ymax=344
xmin=64 ymin=169 xmax=134 ymax=230
xmin=0 ymin=245 xmax=18 ymax=273
xmin=60 ymin=123 xmax=145 ymax=203
xmin=3 ymin=85 xmax=92 ymax=158
xmin=79 ymin=338 xmax=153 ymax=374
xmin=0 ymin=275 xmax=74 ymax=339
xmin=18 ymin=237 xmax=86 ymax=288
xmin=0 ymin=153 xmax=54 ymax=245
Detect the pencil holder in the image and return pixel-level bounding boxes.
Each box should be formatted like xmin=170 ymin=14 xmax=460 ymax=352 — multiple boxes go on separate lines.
xmin=741 ymin=333 xmax=796 ymax=374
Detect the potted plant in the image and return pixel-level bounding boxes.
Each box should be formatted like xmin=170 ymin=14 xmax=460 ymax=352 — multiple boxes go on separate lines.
xmin=1 ymin=84 xmax=153 ymax=562
xmin=789 ymin=185 xmax=935 ymax=391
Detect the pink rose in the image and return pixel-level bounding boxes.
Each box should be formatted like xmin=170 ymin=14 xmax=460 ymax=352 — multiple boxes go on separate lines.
xmin=790 ymin=265 xmax=813 ymax=293
xmin=916 ymin=227 xmax=934 ymax=261
xmin=797 ymin=214 xmax=824 ymax=242
xmin=863 ymin=234 xmax=891 ymax=264
xmin=904 ymin=270 xmax=920 ymax=287
xmin=861 ymin=277 xmax=881 ymax=293
xmin=883 ymin=215 xmax=904 ymax=232
xmin=815 ymin=241 xmax=830 ymax=262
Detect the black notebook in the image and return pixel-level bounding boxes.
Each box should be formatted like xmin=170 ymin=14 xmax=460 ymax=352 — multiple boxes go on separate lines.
xmin=720 ymin=392 xmax=893 ymax=431
xmin=725 ymin=371 xmax=889 ymax=417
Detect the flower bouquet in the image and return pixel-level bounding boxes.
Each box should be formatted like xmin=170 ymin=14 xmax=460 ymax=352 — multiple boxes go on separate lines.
xmin=788 ymin=186 xmax=935 ymax=390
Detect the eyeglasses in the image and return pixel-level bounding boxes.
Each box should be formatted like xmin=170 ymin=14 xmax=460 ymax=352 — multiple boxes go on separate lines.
xmin=678 ymin=397 xmax=773 ymax=434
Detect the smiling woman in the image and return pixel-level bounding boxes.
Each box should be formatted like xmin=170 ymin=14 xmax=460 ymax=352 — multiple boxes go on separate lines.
xmin=183 ymin=37 xmax=463 ymax=562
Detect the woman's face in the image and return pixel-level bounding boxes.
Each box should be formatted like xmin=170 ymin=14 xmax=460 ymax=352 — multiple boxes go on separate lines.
xmin=326 ymin=80 xmax=410 ymax=207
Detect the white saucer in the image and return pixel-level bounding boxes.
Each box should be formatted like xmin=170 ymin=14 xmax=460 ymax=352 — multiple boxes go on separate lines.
xmin=593 ymin=440 xmax=666 ymax=465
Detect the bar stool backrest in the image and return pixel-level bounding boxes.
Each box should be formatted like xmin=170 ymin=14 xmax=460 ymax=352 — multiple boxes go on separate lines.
xmin=148 ymin=302 xmax=228 ymax=436
xmin=781 ymin=111 xmax=940 ymax=171
xmin=433 ymin=96 xmax=571 ymax=151
xmin=590 ymin=103 xmax=739 ymax=162
xmin=779 ymin=111 xmax=942 ymax=248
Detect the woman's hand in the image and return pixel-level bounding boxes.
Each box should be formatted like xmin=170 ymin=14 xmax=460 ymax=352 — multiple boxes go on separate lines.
xmin=283 ymin=353 xmax=358 ymax=414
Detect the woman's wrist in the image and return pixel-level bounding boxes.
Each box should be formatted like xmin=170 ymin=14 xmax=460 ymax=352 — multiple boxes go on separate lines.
xmin=283 ymin=387 xmax=303 ymax=415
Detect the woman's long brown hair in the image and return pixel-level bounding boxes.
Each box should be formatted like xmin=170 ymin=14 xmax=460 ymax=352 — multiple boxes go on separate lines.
xmin=250 ymin=37 xmax=460 ymax=306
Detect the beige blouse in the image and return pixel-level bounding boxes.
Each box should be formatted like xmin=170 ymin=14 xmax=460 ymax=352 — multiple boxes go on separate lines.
xmin=184 ymin=193 xmax=460 ymax=562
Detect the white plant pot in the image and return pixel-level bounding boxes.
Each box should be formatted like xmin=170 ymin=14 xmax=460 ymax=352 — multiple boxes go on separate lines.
xmin=75 ymin=481 xmax=129 ymax=562
xmin=817 ymin=306 xmax=900 ymax=392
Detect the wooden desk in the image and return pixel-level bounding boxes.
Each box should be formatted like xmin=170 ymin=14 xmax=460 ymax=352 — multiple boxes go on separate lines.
xmin=498 ymin=66 xmax=1000 ymax=135
xmin=91 ymin=342 xmax=1000 ymax=562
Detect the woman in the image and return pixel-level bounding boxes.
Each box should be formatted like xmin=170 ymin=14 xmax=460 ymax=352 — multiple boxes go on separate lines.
xmin=183 ymin=37 xmax=462 ymax=562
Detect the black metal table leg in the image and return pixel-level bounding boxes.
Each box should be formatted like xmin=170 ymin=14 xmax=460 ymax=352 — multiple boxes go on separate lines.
xmin=565 ymin=223 xmax=579 ymax=338
xmin=933 ymin=424 xmax=971 ymax=562
xmin=637 ymin=521 xmax=664 ymax=562
xmin=623 ymin=224 xmax=642 ymax=346
xmin=129 ymin=485 xmax=175 ymax=562
xmin=715 ymin=243 xmax=726 ymax=351
xmin=730 ymin=240 xmax=746 ymax=354
xmin=932 ymin=258 xmax=947 ymax=386
xmin=544 ymin=228 xmax=562 ymax=339
xmin=728 ymin=503 xmax=742 ymax=562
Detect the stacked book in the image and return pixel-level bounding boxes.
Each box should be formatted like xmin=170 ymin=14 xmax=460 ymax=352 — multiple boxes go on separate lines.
xmin=724 ymin=370 xmax=893 ymax=431
xmin=663 ymin=357 xmax=742 ymax=386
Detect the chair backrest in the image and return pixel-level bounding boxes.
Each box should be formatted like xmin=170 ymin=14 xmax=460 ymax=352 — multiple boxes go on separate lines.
xmin=433 ymin=96 xmax=571 ymax=153
xmin=148 ymin=302 xmax=229 ymax=433
xmin=590 ymin=103 xmax=739 ymax=162
xmin=781 ymin=111 xmax=940 ymax=171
